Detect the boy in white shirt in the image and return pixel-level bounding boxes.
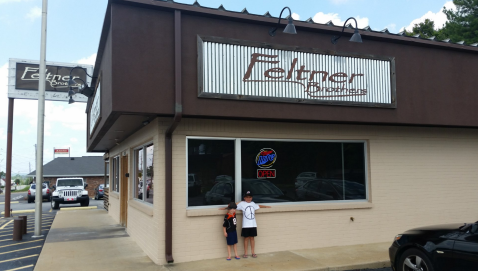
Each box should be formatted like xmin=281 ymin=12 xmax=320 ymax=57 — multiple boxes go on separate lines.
xmin=236 ymin=191 xmax=271 ymax=258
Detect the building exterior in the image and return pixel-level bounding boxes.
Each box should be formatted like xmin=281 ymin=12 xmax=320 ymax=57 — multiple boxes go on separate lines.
xmin=86 ymin=0 xmax=478 ymax=265
xmin=28 ymin=156 xmax=107 ymax=197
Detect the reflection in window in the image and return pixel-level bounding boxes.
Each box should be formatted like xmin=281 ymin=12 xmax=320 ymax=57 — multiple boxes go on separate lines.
xmin=112 ymin=156 xmax=119 ymax=192
xmin=187 ymin=139 xmax=235 ymax=207
xmin=134 ymin=143 xmax=154 ymax=204
xmin=241 ymin=141 xmax=366 ymax=204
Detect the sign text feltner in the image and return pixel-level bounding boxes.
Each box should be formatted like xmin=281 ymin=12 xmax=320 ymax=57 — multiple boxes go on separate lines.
xmin=243 ymin=53 xmax=367 ymax=98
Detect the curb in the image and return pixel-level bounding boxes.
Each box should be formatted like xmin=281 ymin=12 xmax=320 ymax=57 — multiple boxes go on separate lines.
xmin=1 ymin=209 xmax=35 ymax=214
xmin=60 ymin=206 xmax=97 ymax=211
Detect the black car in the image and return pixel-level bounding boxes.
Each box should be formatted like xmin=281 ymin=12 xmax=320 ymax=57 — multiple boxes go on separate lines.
xmin=389 ymin=222 xmax=478 ymax=271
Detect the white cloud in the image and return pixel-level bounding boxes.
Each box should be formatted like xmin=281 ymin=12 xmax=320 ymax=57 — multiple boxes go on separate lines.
xmin=77 ymin=53 xmax=97 ymax=66
xmin=26 ymin=6 xmax=41 ymax=21
xmin=291 ymin=13 xmax=300 ymax=20
xmin=402 ymin=1 xmax=456 ymax=32
xmin=313 ymin=12 xmax=369 ymax=28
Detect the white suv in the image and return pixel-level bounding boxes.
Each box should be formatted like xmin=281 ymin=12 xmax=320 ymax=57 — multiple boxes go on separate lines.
xmin=51 ymin=177 xmax=89 ymax=209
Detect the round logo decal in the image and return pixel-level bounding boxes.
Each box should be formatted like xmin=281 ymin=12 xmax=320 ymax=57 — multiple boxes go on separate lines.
xmin=255 ymin=148 xmax=277 ymax=168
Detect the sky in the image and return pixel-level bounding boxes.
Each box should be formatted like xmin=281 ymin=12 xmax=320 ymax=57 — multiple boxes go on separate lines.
xmin=0 ymin=0 xmax=456 ymax=174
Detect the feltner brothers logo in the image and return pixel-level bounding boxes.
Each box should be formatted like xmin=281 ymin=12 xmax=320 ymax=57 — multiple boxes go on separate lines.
xmin=256 ymin=148 xmax=277 ymax=179
xmin=242 ymin=53 xmax=366 ymax=98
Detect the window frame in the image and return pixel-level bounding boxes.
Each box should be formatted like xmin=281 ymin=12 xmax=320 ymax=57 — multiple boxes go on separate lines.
xmin=133 ymin=141 xmax=154 ymax=205
xmin=186 ymin=136 xmax=369 ymax=209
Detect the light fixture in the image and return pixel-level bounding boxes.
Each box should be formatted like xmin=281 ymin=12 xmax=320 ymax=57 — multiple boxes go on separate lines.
xmin=67 ymin=66 xmax=94 ymax=104
xmin=331 ymin=17 xmax=363 ymax=44
xmin=269 ymin=7 xmax=297 ymax=37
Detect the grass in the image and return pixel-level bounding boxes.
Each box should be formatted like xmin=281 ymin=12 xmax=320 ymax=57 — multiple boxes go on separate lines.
xmin=12 ymin=186 xmax=30 ymax=193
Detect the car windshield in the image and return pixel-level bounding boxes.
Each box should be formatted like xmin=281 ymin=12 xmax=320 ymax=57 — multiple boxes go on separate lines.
xmin=57 ymin=179 xmax=83 ymax=186
xmin=30 ymin=184 xmax=47 ymax=189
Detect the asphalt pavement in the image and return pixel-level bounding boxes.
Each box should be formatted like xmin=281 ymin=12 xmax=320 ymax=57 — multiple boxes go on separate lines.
xmin=0 ymin=193 xmax=106 ymax=271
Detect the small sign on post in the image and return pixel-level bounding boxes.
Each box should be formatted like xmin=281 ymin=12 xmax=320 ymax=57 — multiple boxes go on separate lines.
xmin=54 ymin=148 xmax=70 ymax=158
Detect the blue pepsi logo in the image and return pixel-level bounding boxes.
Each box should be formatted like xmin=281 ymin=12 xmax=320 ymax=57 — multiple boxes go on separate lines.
xmin=255 ymin=148 xmax=277 ymax=168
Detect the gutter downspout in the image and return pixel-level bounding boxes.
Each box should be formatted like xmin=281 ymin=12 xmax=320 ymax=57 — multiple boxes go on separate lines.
xmin=165 ymin=10 xmax=182 ymax=264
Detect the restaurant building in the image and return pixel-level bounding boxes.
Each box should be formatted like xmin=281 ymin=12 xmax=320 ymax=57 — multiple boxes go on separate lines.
xmin=86 ymin=0 xmax=478 ymax=265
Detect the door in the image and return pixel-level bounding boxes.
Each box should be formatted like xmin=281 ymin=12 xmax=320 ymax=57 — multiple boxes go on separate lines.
xmin=120 ymin=155 xmax=129 ymax=227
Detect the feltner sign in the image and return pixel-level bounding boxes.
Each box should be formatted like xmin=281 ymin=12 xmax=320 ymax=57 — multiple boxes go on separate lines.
xmin=199 ymin=37 xmax=396 ymax=108
xmin=8 ymin=59 xmax=93 ymax=102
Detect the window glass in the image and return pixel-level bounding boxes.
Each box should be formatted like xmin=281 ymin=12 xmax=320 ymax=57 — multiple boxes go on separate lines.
xmin=112 ymin=156 xmax=119 ymax=192
xmin=134 ymin=148 xmax=143 ymax=200
xmin=145 ymin=144 xmax=154 ymax=204
xmin=187 ymin=139 xmax=235 ymax=207
xmin=241 ymin=141 xmax=366 ymax=203
xmin=134 ymin=143 xmax=154 ymax=204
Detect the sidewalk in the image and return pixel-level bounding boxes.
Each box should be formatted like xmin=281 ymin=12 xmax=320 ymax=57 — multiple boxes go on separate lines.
xmin=35 ymin=209 xmax=391 ymax=271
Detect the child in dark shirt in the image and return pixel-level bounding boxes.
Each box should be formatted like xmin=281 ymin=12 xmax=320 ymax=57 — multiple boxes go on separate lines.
xmin=223 ymin=202 xmax=240 ymax=260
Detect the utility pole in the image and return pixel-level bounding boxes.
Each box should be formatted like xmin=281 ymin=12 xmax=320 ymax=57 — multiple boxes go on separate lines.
xmin=33 ymin=0 xmax=48 ymax=238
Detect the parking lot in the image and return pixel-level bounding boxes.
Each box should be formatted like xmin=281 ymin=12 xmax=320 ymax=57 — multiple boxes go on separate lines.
xmin=0 ymin=192 xmax=106 ymax=271
xmin=0 ymin=212 xmax=54 ymax=271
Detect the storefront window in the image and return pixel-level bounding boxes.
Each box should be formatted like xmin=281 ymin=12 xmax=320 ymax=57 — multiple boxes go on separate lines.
xmin=241 ymin=141 xmax=366 ymax=203
xmin=112 ymin=156 xmax=119 ymax=192
xmin=187 ymin=137 xmax=366 ymax=207
xmin=187 ymin=139 xmax=235 ymax=207
xmin=134 ymin=143 xmax=154 ymax=204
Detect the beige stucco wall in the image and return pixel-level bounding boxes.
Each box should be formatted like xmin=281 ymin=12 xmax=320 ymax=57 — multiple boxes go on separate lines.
xmin=108 ymin=117 xmax=478 ymax=265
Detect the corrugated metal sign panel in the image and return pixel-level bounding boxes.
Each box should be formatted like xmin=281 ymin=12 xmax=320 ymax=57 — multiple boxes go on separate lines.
xmin=198 ymin=37 xmax=396 ymax=108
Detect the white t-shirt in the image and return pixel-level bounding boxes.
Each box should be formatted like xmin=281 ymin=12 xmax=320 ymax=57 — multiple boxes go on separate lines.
xmin=237 ymin=201 xmax=260 ymax=228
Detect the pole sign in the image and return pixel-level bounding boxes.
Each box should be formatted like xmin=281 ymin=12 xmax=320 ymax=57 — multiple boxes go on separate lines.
xmin=54 ymin=149 xmax=69 ymax=155
xmin=8 ymin=58 xmax=93 ymax=102
xmin=198 ymin=36 xmax=396 ymax=108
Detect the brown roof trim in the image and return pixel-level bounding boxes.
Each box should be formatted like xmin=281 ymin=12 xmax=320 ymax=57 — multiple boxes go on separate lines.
xmin=116 ymin=0 xmax=478 ymax=52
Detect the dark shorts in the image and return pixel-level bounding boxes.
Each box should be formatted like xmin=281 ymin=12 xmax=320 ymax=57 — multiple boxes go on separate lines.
xmin=226 ymin=231 xmax=238 ymax=245
xmin=241 ymin=227 xmax=257 ymax=237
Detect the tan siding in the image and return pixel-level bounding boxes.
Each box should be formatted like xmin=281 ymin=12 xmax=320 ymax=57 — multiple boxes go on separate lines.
xmin=108 ymin=117 xmax=478 ymax=264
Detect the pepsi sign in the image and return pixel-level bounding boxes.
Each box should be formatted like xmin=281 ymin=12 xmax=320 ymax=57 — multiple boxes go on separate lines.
xmin=255 ymin=148 xmax=277 ymax=169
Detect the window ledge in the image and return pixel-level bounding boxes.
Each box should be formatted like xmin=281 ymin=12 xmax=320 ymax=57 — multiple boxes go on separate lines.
xmin=129 ymin=199 xmax=153 ymax=217
xmin=186 ymin=201 xmax=373 ymax=217
xmin=110 ymin=192 xmax=119 ymax=199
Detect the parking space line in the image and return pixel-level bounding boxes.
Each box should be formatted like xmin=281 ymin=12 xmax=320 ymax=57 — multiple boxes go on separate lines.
xmin=0 ymin=239 xmax=43 ymax=249
xmin=0 ymin=254 xmax=38 ymax=264
xmin=0 ymin=220 xmax=13 ymax=230
xmin=5 ymin=264 xmax=34 ymax=271
xmin=0 ymin=210 xmax=35 ymax=215
xmin=0 ymin=246 xmax=42 ymax=255
xmin=0 ymin=226 xmax=50 ymax=233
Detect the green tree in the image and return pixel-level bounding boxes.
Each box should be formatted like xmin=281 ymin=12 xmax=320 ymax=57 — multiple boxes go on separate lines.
xmin=404 ymin=19 xmax=447 ymax=40
xmin=442 ymin=0 xmax=478 ymax=44
xmin=14 ymin=179 xmax=20 ymax=185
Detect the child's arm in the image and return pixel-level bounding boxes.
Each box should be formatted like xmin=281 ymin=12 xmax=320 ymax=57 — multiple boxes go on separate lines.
xmin=258 ymin=205 xmax=271 ymax=208
xmin=223 ymin=227 xmax=228 ymax=237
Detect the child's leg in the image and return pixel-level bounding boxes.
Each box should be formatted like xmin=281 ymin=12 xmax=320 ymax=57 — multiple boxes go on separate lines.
xmin=250 ymin=237 xmax=255 ymax=255
xmin=227 ymin=245 xmax=231 ymax=258
xmin=244 ymin=237 xmax=249 ymax=255
xmin=233 ymin=244 xmax=239 ymax=257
